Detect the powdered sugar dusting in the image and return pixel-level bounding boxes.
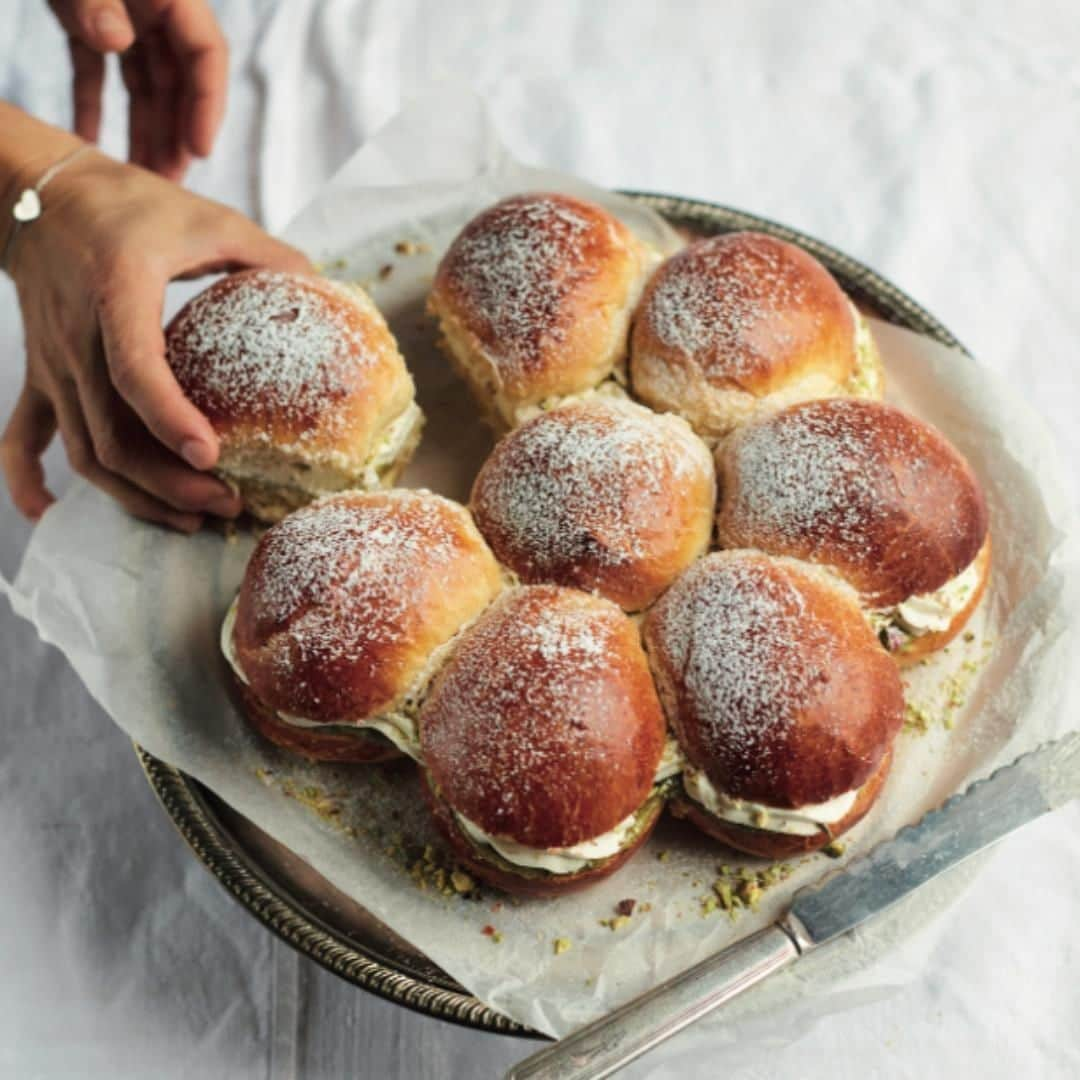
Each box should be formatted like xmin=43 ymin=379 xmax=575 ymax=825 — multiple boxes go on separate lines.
xmin=473 ymin=399 xmax=709 ymax=589
xmin=721 ymin=398 xmax=924 ymax=561
xmin=244 ymin=493 xmax=465 ymax=711
xmin=645 ymin=233 xmax=824 ymax=381
xmin=648 ymin=553 xmax=835 ymax=771
xmin=167 ymin=270 xmax=371 ymax=431
xmin=439 ymin=194 xmax=611 ymax=371
xmin=421 ymin=587 xmax=655 ymax=841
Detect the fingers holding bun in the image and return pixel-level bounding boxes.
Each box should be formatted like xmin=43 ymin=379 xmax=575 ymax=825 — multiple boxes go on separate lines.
xmin=167 ymin=270 xmax=423 ymax=522
xmin=419 ymin=585 xmax=666 ymax=893
xmin=470 ymin=397 xmax=715 ymax=611
xmin=630 ymin=232 xmax=882 ymax=441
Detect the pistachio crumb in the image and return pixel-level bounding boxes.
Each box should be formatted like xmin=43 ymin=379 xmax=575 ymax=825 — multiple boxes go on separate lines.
xmin=823 ymin=841 xmax=847 ymax=858
xmin=450 ymin=870 xmax=474 ymax=895
xmin=713 ymin=880 xmax=735 ymax=911
xmin=737 ymin=879 xmax=762 ymax=911
xmin=553 ymin=938 xmax=572 ymax=956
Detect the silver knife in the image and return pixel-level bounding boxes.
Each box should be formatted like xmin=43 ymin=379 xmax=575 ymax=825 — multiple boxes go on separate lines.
xmin=507 ymin=732 xmax=1080 ymax=1080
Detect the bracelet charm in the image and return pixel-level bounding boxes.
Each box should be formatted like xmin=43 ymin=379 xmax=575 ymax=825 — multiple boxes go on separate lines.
xmin=12 ymin=188 xmax=42 ymax=223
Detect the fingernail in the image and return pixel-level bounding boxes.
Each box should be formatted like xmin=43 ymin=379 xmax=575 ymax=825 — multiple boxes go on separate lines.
xmin=171 ymin=513 xmax=204 ymax=535
xmin=93 ymin=9 xmax=126 ymax=42
xmin=206 ymin=492 xmax=242 ymax=519
xmin=180 ymin=438 xmax=216 ymax=471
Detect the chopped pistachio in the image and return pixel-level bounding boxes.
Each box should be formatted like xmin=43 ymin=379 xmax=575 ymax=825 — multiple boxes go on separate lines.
xmin=823 ymin=841 xmax=847 ymax=858
xmin=450 ymin=870 xmax=474 ymax=894
xmin=713 ymin=880 xmax=735 ymax=911
xmin=553 ymin=938 xmax=572 ymax=956
xmin=737 ymin=879 xmax=762 ymax=911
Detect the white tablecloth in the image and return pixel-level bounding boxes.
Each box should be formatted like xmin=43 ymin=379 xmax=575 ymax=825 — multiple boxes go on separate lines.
xmin=2 ymin=2 xmax=1078 ymax=1076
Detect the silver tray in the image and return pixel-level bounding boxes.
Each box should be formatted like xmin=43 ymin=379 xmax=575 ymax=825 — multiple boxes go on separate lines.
xmin=137 ymin=191 xmax=964 ymax=1039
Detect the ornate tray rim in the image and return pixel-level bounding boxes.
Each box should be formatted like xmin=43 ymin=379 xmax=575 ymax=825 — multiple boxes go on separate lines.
xmin=136 ymin=190 xmax=966 ymax=1039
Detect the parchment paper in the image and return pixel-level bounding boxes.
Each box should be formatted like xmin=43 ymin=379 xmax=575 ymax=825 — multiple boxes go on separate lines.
xmin=2 ymin=91 xmax=1077 ymax=1039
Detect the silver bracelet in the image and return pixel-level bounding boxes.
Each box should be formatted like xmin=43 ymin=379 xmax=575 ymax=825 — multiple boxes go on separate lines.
xmin=2 ymin=144 xmax=94 ymax=271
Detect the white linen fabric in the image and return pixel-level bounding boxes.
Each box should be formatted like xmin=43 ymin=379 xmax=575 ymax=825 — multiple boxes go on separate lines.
xmin=1 ymin=2 xmax=1078 ymax=1077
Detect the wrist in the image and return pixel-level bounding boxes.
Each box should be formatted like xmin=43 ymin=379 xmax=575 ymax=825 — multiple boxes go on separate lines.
xmin=0 ymin=104 xmax=86 ymax=277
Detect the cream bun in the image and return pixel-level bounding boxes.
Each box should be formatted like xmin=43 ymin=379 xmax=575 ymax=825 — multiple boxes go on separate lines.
xmin=714 ymin=398 xmax=990 ymax=663
xmin=223 ymin=489 xmax=502 ymax=762
xmin=428 ymin=193 xmax=655 ymax=431
xmin=643 ymin=551 xmax=904 ymax=857
xmin=167 ymin=270 xmax=424 ymax=523
xmin=419 ymin=585 xmax=667 ymax=895
xmin=630 ymin=231 xmax=882 ymax=442
xmin=470 ymin=397 xmax=715 ymax=611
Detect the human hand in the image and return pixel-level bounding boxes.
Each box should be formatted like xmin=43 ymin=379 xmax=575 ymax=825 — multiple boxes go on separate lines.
xmin=1 ymin=147 xmax=311 ymax=531
xmin=48 ymin=0 xmax=228 ymax=180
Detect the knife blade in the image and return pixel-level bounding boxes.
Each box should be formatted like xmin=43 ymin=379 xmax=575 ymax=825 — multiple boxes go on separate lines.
xmin=506 ymin=732 xmax=1080 ymax=1080
xmin=787 ymin=731 xmax=1080 ymax=947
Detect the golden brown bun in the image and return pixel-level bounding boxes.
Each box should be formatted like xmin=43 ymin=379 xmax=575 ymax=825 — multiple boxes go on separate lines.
xmin=166 ymin=270 xmax=422 ymax=522
xmin=470 ymin=397 xmax=715 ymax=611
xmin=715 ymin=398 xmax=990 ymax=608
xmin=422 ymin=773 xmax=662 ymax=897
xmin=231 ymin=670 xmax=399 ymax=763
xmin=630 ymin=232 xmax=870 ymax=441
xmin=669 ymin=748 xmax=893 ymax=858
xmin=643 ymin=551 xmax=904 ymax=808
xmin=232 ymin=490 xmax=502 ymax=724
xmin=428 ymin=193 xmax=653 ymax=430
xmin=891 ymin=537 xmax=992 ymax=667
xmin=419 ymin=585 xmax=666 ymax=849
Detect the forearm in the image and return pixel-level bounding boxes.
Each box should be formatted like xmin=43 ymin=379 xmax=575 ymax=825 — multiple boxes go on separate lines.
xmin=0 ymin=102 xmax=85 ymax=269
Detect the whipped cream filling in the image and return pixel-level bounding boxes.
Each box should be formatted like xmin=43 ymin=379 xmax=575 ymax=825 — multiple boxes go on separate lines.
xmin=360 ymin=400 xmax=424 ymax=488
xmin=871 ymin=556 xmax=981 ymax=645
xmin=222 ymin=400 xmax=421 ymax=497
xmin=655 ymin=735 xmax=687 ymax=782
xmin=452 ymin=740 xmax=681 ymax=875
xmin=456 ymin=808 xmax=640 ymax=875
xmin=219 ymin=597 xmax=422 ymax=759
xmin=847 ymin=307 xmax=882 ymax=399
xmin=682 ymin=766 xmax=859 ymax=837
xmin=510 ymin=378 xmax=630 ymax=427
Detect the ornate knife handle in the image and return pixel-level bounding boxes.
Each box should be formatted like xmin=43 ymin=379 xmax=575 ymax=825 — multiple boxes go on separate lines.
xmin=506 ymin=924 xmax=803 ymax=1080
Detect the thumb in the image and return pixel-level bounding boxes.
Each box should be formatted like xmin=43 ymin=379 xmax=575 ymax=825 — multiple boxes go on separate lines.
xmin=51 ymin=1 xmax=136 ymax=52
